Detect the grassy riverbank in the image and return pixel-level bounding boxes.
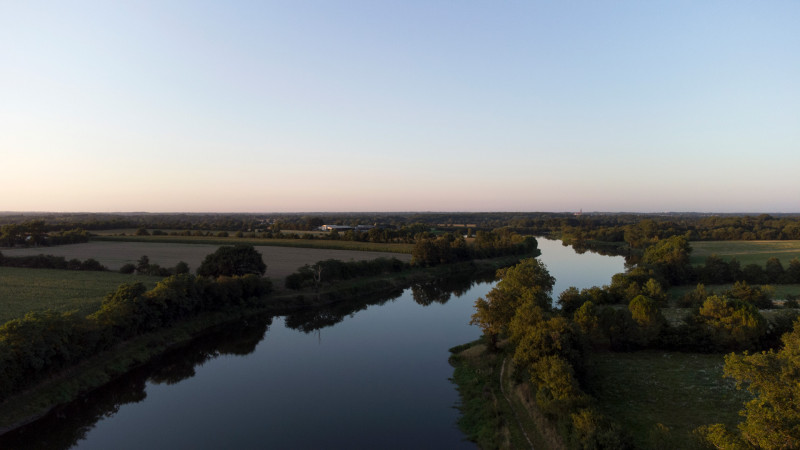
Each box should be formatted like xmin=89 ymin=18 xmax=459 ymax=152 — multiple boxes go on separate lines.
xmin=0 ymin=254 xmax=524 ymax=434
xmin=449 ymin=339 xmax=564 ymax=449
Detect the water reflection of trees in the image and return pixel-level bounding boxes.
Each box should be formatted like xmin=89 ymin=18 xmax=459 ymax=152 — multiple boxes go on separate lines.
xmin=0 ymin=315 xmax=272 ymax=450
xmin=283 ymin=271 xmax=498 ymax=333
xmin=411 ymin=271 xmax=496 ymax=306
xmin=284 ymin=289 xmax=404 ymax=333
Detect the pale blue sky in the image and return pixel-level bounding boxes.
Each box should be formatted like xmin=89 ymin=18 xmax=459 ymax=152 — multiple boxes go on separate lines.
xmin=1 ymin=1 xmax=798 ymax=212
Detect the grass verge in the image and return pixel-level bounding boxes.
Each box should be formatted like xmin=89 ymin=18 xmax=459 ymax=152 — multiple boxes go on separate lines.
xmin=449 ymin=339 xmax=563 ymax=449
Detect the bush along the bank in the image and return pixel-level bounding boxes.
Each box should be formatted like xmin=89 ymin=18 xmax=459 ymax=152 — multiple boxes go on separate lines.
xmin=0 ymin=273 xmax=272 ymax=402
xmin=285 ymin=257 xmax=408 ymax=290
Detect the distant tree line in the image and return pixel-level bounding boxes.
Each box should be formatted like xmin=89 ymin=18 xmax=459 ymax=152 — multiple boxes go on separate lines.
xmin=411 ymin=229 xmax=540 ymax=266
xmin=0 ymin=252 xmax=106 ymax=271
xmin=0 ymin=221 xmax=89 ymax=248
xmin=6 ymin=213 xmax=800 ymax=246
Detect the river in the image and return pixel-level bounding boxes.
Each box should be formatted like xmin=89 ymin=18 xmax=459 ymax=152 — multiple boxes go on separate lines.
xmin=0 ymin=239 xmax=625 ymax=449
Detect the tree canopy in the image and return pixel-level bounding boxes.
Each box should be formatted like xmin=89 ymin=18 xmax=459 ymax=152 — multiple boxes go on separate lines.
xmin=196 ymin=245 xmax=267 ymax=278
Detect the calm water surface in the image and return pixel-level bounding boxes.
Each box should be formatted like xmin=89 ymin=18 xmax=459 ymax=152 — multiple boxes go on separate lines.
xmin=1 ymin=239 xmax=624 ymax=450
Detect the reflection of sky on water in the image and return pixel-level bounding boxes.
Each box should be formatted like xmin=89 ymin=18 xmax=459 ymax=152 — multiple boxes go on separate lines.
xmin=536 ymin=238 xmax=626 ymax=302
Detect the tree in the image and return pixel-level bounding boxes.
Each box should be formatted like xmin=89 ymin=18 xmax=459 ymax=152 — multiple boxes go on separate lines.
xmin=787 ymin=258 xmax=800 ymax=284
xmin=136 ymin=255 xmax=150 ymax=274
xmin=471 ymin=258 xmax=554 ymax=347
xmin=641 ymin=235 xmax=693 ymax=285
xmin=628 ymin=295 xmax=666 ymax=346
xmin=196 ymin=245 xmax=267 ymax=278
xmin=557 ymin=287 xmax=584 ymax=315
xmin=643 ymin=278 xmax=667 ymax=305
xmin=699 ymin=318 xmax=800 ymax=448
xmin=697 ymin=296 xmax=765 ymax=350
xmin=174 ymin=261 xmax=190 ymax=275
xmin=765 ymin=257 xmax=786 ymax=284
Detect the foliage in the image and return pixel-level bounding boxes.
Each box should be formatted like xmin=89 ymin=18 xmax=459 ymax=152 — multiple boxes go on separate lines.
xmin=0 ymin=253 xmax=108 ymax=272
xmin=696 ymin=296 xmax=766 ymax=350
xmin=411 ymin=229 xmax=538 ymax=266
xmin=641 ymin=235 xmax=694 ymax=285
xmin=723 ymin=281 xmax=775 ymax=309
xmin=628 ymin=295 xmax=666 ymax=346
xmin=196 ymin=245 xmax=267 ymax=278
xmin=698 ymin=318 xmax=800 ymax=449
xmin=284 ymin=257 xmax=407 ymax=289
xmin=471 ymin=258 xmax=554 ymax=346
xmin=0 ymin=272 xmax=272 ymax=402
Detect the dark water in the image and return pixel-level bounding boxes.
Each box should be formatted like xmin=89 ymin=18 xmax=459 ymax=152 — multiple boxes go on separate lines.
xmin=0 ymin=239 xmax=624 ymax=450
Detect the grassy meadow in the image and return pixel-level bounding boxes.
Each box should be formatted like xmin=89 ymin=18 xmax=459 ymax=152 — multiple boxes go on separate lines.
xmin=0 ymin=267 xmax=162 ymax=324
xmin=585 ymin=351 xmax=751 ymax=449
xmin=690 ymin=240 xmax=800 ymax=266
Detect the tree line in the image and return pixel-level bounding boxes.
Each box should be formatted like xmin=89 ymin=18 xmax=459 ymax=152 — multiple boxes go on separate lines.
xmin=6 ymin=213 xmax=800 ymax=246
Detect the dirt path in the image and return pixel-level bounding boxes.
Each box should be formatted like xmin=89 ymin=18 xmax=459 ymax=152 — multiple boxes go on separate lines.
xmin=500 ymin=357 xmax=535 ymax=449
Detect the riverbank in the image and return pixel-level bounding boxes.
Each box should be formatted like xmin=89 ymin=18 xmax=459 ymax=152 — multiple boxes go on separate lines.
xmin=449 ymin=339 xmax=564 ymax=449
xmin=0 ymin=254 xmax=524 ymax=435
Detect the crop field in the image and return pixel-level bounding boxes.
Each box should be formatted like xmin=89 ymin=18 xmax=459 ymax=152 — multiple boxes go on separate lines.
xmin=90 ymin=234 xmax=414 ymax=253
xmin=1 ymin=241 xmax=412 ymax=281
xmin=585 ymin=351 xmax=751 ymax=448
xmin=690 ymin=240 xmax=800 ymax=266
xmin=0 ymin=267 xmax=162 ymax=324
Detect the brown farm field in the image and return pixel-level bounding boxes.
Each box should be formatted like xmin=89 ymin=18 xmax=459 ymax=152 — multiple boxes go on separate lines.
xmin=690 ymin=240 xmax=800 ymax=266
xmin=1 ymin=242 xmax=412 ymax=281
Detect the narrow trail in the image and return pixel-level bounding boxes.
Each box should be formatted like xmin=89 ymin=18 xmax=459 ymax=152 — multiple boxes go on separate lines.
xmin=499 ymin=357 xmax=534 ymax=449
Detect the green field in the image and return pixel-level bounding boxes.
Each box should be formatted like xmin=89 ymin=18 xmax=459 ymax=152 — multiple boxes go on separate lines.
xmin=585 ymin=351 xmax=751 ymax=449
xmin=690 ymin=240 xmax=800 ymax=266
xmin=0 ymin=267 xmax=162 ymax=324
xmin=92 ymin=234 xmax=414 ymax=254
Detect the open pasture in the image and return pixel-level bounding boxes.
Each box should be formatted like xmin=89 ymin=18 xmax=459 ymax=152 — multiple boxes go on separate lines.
xmin=0 ymin=267 xmax=162 ymax=324
xmin=586 ymin=351 xmax=751 ymax=449
xmin=1 ymin=241 xmax=412 ymax=281
xmin=690 ymin=240 xmax=800 ymax=266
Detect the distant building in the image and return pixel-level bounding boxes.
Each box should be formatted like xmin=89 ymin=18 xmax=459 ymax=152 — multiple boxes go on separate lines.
xmin=319 ymin=225 xmax=354 ymax=232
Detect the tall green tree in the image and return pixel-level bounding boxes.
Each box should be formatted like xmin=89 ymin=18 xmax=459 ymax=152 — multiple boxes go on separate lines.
xmin=699 ymin=318 xmax=800 ymax=449
xmin=471 ymin=258 xmax=554 ymax=347
xmin=641 ymin=235 xmax=693 ymax=285
xmin=197 ymin=245 xmax=267 ymax=278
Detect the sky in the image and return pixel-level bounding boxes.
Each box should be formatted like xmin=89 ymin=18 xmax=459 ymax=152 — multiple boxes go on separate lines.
xmin=1 ymin=1 xmax=798 ymax=213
